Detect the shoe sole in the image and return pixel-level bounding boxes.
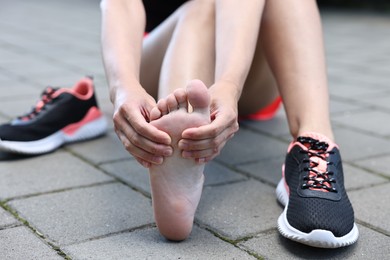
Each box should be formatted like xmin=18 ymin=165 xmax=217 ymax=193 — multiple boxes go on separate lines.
xmin=0 ymin=116 xmax=107 ymax=155
xmin=276 ymin=177 xmax=359 ymax=248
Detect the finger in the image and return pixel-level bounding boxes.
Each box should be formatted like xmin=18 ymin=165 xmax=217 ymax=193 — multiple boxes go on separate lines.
xmin=116 ymin=128 xmax=165 ymax=165
xmin=195 ymin=154 xmax=217 ymax=164
xmin=182 ymin=147 xmax=216 ymax=160
xmin=180 ymin=135 xmax=232 ymax=160
xmin=178 ymin=123 xmax=236 ymax=152
xmin=181 ymin=137 xmax=228 ymax=159
xmin=117 ymin=122 xmax=172 ymax=156
xmin=135 ymin=157 xmax=152 ymax=168
xmin=182 ymin=114 xmax=238 ymax=140
xmin=122 ymin=109 xmax=171 ymax=145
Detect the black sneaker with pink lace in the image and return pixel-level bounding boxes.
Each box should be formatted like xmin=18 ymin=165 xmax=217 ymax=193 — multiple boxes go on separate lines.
xmin=0 ymin=76 xmax=107 ymax=154
xmin=276 ymin=132 xmax=359 ymax=248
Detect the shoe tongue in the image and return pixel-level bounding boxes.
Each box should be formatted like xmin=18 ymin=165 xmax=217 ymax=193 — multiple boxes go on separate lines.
xmin=298 ymin=132 xmax=335 ymax=192
xmin=311 ymin=156 xmax=328 ymax=175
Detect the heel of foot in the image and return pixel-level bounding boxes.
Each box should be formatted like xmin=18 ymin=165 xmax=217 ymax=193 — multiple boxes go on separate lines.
xmin=154 ymin=198 xmax=196 ymax=241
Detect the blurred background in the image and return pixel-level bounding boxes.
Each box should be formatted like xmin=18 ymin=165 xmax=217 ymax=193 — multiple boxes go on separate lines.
xmin=0 ymin=0 xmax=389 ymax=259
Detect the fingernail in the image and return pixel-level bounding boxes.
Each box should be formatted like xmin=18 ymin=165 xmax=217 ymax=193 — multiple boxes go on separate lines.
xmin=153 ymin=156 xmax=163 ymax=164
xmin=197 ymin=158 xmax=206 ymax=164
xmin=182 ymin=151 xmax=191 ymax=158
xmin=178 ymin=141 xmax=188 ymax=150
xmin=142 ymin=161 xmax=151 ymax=168
xmin=164 ymin=148 xmax=173 ymax=156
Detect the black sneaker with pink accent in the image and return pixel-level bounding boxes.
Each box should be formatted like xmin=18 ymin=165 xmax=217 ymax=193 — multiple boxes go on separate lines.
xmin=276 ymin=132 xmax=358 ymax=248
xmin=0 ymin=76 xmax=107 ymax=154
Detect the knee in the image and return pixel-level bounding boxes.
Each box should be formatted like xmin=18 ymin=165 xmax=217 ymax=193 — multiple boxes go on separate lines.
xmin=178 ymin=0 xmax=215 ymax=26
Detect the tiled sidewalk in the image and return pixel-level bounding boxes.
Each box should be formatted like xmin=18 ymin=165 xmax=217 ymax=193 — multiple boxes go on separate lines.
xmin=1 ymin=1 xmax=389 ymax=259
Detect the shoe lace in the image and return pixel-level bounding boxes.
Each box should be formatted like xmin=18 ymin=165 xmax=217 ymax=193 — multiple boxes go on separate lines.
xmin=298 ymin=136 xmax=337 ymax=193
xmin=18 ymin=87 xmax=58 ymax=121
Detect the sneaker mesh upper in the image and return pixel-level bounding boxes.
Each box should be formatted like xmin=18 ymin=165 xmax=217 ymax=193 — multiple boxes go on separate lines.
xmin=284 ymin=141 xmax=355 ymax=237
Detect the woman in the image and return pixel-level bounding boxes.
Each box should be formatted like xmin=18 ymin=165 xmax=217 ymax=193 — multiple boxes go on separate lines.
xmin=100 ymin=0 xmax=358 ymax=248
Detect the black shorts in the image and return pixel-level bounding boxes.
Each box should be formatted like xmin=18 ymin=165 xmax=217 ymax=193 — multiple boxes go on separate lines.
xmin=144 ymin=0 xmax=189 ymax=32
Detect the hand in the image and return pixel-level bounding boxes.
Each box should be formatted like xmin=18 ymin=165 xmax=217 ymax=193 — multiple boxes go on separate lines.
xmin=178 ymin=86 xmax=239 ymax=163
xmin=113 ymin=87 xmax=173 ymax=168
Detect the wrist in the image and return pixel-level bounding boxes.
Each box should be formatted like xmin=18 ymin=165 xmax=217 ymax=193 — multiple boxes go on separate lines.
xmin=209 ymin=79 xmax=242 ymax=103
xmin=109 ymin=79 xmax=145 ymax=104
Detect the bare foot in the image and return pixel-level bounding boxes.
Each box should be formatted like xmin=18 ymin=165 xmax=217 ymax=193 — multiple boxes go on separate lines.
xmin=149 ymin=79 xmax=210 ymax=241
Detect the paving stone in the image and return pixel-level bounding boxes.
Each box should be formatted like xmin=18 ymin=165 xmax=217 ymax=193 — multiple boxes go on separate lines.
xmin=333 ymin=128 xmax=390 ymax=161
xmin=0 ymin=207 xmax=19 ymax=228
xmin=64 ymin=226 xmax=255 ymax=260
xmin=203 ymin=161 xmax=248 ymax=186
xmin=239 ymin=224 xmax=390 ymax=260
xmin=349 ymin=183 xmax=390 ymax=235
xmin=0 ymin=226 xmax=62 ymax=260
xmin=3 ymin=59 xmax=71 ymax=78
xmin=9 ymin=183 xmax=154 ymax=245
xmin=0 ymin=114 xmax=8 ymax=124
xmin=62 ymin=59 xmax=106 ymax=78
xmin=96 ymin=98 xmax=115 ymax=131
xmin=0 ymin=80 xmax=40 ymax=100
xmin=332 ymin=110 xmax=390 ymax=137
xmin=196 ymin=180 xmax=282 ymax=240
xmin=239 ymin=109 xmax=290 ymax=138
xmin=237 ymin=156 xmax=285 ymax=186
xmin=20 ymin=70 xmax=85 ymax=86
xmin=329 ymin=99 xmax=369 ymax=115
xmin=0 ymin=71 xmax=12 ymax=81
xmin=0 ymin=95 xmax=39 ymax=118
xmin=31 ymin=74 xmax=95 ymax=89
xmin=342 ymin=163 xmax=388 ymax=190
xmin=0 ymin=151 xmax=113 ymax=199
xmin=216 ymin=128 xmax=287 ymax=166
xmin=100 ymin=158 xmax=151 ymax=195
xmin=67 ymin=131 xmax=131 ymax=164
xmin=353 ymin=154 xmax=390 ymax=178
xmin=328 ymin=80 xmax=389 ymax=100
xmin=358 ymin=92 xmax=390 ymax=111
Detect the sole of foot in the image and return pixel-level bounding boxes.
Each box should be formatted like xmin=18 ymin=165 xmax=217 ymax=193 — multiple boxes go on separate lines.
xmin=149 ymin=79 xmax=210 ymax=241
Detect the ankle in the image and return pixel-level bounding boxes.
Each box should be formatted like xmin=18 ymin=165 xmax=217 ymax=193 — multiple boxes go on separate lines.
xmin=292 ymin=127 xmax=334 ymax=142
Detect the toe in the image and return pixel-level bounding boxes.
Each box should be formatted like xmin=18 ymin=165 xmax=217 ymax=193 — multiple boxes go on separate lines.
xmin=150 ymin=106 xmax=162 ymax=121
xmin=173 ymin=88 xmax=188 ymax=111
xmin=157 ymin=99 xmax=169 ymax=116
xmin=166 ymin=93 xmax=179 ymax=113
xmin=187 ymin=79 xmax=210 ymax=112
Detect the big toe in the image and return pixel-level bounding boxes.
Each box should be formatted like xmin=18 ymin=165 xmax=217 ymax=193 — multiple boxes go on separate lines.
xmin=186 ymin=79 xmax=210 ymax=113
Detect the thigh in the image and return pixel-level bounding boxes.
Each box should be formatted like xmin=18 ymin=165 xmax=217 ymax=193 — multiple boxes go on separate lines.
xmin=140 ymin=5 xmax=185 ymax=99
xmin=238 ymin=30 xmax=279 ymax=116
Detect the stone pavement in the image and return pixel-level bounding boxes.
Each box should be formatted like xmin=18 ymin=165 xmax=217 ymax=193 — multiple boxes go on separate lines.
xmin=0 ymin=0 xmax=389 ymax=259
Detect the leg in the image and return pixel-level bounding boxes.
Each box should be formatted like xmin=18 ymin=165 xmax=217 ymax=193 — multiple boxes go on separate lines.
xmin=141 ymin=0 xmax=216 ymax=100
xmin=238 ymin=31 xmax=279 ymax=117
xmin=261 ymin=0 xmax=333 ymax=140
xmin=158 ymin=0 xmax=216 ymax=98
xmin=146 ymin=1 xmax=216 ymax=240
xmin=140 ymin=6 xmax=181 ymax=99
xmin=149 ymin=80 xmax=210 ymax=241
xmin=260 ymin=0 xmax=358 ymax=248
